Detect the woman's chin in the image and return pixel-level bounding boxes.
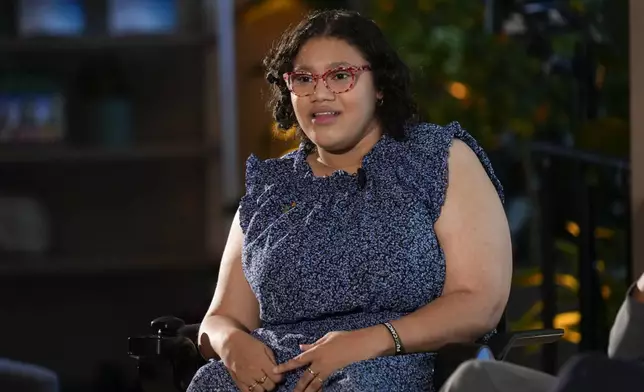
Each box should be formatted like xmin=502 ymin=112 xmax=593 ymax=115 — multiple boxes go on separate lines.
xmin=310 ymin=137 xmax=354 ymax=153
xmin=305 ymin=127 xmax=358 ymax=153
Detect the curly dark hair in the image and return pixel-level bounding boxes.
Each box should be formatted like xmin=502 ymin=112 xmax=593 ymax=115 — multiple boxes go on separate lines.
xmin=262 ymin=9 xmax=419 ymax=142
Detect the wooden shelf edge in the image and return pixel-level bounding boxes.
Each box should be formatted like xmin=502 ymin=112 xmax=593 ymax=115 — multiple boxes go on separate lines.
xmin=0 ymin=254 xmax=220 ymax=277
xmin=0 ymin=34 xmax=217 ymax=52
xmin=0 ymin=144 xmax=217 ymax=163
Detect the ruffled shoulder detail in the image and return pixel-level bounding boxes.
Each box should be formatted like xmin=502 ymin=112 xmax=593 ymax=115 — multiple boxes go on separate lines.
xmin=402 ymin=121 xmax=504 ymax=223
xmin=238 ymin=151 xmax=299 ymax=234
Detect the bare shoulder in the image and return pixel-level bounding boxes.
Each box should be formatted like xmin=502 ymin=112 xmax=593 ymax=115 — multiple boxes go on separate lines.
xmin=444 ymin=138 xmax=500 ymax=201
xmin=448 ymin=139 xmax=486 ymax=170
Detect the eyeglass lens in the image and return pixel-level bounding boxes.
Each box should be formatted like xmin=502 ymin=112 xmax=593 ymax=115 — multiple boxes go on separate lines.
xmin=289 ymin=69 xmax=355 ymax=95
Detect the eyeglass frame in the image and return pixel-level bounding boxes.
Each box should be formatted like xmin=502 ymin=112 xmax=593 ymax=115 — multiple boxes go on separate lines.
xmin=282 ymin=65 xmax=372 ymax=97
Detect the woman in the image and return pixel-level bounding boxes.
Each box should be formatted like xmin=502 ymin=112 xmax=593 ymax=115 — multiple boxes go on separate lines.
xmin=188 ymin=9 xmax=512 ymax=392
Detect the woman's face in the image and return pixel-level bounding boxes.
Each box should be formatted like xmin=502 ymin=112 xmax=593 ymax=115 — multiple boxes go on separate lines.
xmin=289 ymin=37 xmax=383 ymax=153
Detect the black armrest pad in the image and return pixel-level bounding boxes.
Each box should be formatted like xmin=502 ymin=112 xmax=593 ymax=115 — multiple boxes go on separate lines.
xmin=178 ymin=323 xmax=201 ymax=346
xmin=128 ymin=322 xmax=202 ymax=359
xmin=433 ymin=329 xmax=564 ymax=388
xmin=487 ymin=329 xmax=564 ymax=360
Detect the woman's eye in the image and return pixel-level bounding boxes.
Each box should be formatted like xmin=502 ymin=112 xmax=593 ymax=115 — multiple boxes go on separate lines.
xmin=293 ymin=75 xmax=313 ymax=83
xmin=331 ymin=71 xmax=351 ymax=80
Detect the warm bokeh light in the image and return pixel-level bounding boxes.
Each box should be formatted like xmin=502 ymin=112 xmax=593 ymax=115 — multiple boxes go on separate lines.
xmin=595 ymin=226 xmax=614 ymax=239
xmin=556 ymin=274 xmax=579 ymax=292
xmin=447 ymin=82 xmax=469 ymax=100
xmin=243 ymin=0 xmax=298 ymax=24
xmin=554 ymin=311 xmax=582 ymax=343
xmin=602 ymin=284 xmax=612 ymax=299
xmin=566 ymin=221 xmax=581 ymax=237
xmin=565 ymin=221 xmax=615 ymax=239
xmin=554 ymin=311 xmax=581 ymax=328
xmin=596 ymin=64 xmax=606 ymax=89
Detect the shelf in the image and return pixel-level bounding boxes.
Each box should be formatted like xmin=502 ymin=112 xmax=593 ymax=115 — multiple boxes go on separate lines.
xmin=0 ymin=34 xmax=216 ymax=53
xmin=0 ymin=254 xmax=218 ymax=277
xmin=0 ymin=144 xmax=216 ymax=163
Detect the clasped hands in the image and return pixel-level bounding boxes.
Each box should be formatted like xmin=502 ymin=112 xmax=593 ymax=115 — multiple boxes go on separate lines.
xmin=274 ymin=330 xmax=376 ymax=392
xmin=223 ymin=328 xmax=380 ymax=392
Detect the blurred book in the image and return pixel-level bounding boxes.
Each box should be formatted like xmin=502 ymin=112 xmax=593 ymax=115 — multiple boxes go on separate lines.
xmin=0 ymin=196 xmax=51 ymax=255
xmin=17 ymin=0 xmax=85 ymax=37
xmin=107 ymin=0 xmax=177 ymax=36
xmin=0 ymin=75 xmax=66 ymax=144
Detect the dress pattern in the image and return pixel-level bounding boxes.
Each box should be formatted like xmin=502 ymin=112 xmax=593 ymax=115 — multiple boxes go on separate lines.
xmin=187 ymin=122 xmax=504 ymax=391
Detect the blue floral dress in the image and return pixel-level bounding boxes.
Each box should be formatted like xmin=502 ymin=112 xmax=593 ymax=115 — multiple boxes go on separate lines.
xmin=187 ymin=122 xmax=504 ymax=391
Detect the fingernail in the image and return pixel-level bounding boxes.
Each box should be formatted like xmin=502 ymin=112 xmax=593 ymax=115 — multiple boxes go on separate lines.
xmin=273 ymin=367 xmax=279 ymax=373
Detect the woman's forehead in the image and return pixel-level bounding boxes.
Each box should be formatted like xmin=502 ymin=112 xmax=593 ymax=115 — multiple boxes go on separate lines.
xmin=293 ymin=38 xmax=366 ymax=72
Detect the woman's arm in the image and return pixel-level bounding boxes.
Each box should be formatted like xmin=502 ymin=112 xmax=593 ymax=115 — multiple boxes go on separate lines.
xmin=364 ymin=139 xmax=513 ymax=356
xmin=197 ymin=210 xmax=261 ymax=359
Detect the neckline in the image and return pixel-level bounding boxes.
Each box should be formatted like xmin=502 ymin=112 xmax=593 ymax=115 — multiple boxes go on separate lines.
xmin=294 ymin=134 xmax=390 ymax=181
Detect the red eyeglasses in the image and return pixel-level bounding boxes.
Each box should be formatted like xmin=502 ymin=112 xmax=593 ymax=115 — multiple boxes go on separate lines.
xmin=283 ymin=65 xmax=372 ymax=97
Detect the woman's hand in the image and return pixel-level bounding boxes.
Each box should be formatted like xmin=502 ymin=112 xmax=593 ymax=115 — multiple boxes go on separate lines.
xmin=220 ymin=329 xmax=284 ymax=391
xmin=274 ymin=328 xmax=389 ymax=392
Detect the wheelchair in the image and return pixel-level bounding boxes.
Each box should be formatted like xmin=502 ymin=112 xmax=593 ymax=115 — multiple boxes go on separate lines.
xmin=127 ymin=311 xmax=563 ymax=391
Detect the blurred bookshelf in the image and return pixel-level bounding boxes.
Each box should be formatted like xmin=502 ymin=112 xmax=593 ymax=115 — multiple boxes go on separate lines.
xmin=0 ymin=253 xmax=217 ymax=277
xmin=0 ymin=0 xmax=225 ymax=277
xmin=0 ymin=33 xmax=216 ymax=52
xmin=0 ymin=143 xmax=216 ymax=163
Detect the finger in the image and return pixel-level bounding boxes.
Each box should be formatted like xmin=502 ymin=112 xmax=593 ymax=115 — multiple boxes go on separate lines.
xmin=247 ymin=382 xmax=266 ymax=392
xmin=252 ymin=371 xmax=277 ymax=391
xmin=258 ymin=375 xmax=277 ymax=391
xmin=263 ymin=368 xmax=283 ymax=385
xmin=241 ymin=369 xmax=268 ymax=392
xmin=242 ymin=381 xmax=266 ymax=392
xmin=264 ymin=347 xmax=277 ymax=365
xmin=230 ymin=371 xmax=249 ymax=392
xmin=304 ymin=374 xmax=324 ymax=392
xmin=273 ymin=353 xmax=310 ymax=374
xmin=299 ymin=339 xmax=320 ymax=351
xmin=262 ymin=348 xmax=283 ymax=384
xmin=301 ymin=334 xmax=330 ymax=351
xmin=265 ymin=370 xmax=283 ymax=385
xmin=293 ymin=371 xmax=314 ymax=392
xmin=294 ymin=366 xmax=323 ymax=392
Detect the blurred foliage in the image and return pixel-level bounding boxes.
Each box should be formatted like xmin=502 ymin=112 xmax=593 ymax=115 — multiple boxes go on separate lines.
xmin=366 ymin=0 xmax=629 ymax=157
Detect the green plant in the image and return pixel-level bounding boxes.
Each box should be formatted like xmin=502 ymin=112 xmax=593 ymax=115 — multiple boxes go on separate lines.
xmin=366 ymin=0 xmax=628 ymax=156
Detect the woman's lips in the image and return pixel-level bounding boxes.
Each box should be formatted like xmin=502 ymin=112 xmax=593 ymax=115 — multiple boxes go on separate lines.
xmin=312 ymin=111 xmax=340 ymax=125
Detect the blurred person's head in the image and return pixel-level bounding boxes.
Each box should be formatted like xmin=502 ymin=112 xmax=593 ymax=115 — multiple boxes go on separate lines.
xmin=263 ymin=9 xmax=418 ymax=154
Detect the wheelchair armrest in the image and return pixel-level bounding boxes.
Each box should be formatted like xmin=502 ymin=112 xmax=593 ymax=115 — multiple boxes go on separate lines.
xmin=128 ymin=316 xmax=205 ymax=392
xmin=128 ymin=317 xmax=201 ymax=358
xmin=433 ymin=328 xmax=564 ymax=389
xmin=487 ymin=328 xmax=564 ymax=361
